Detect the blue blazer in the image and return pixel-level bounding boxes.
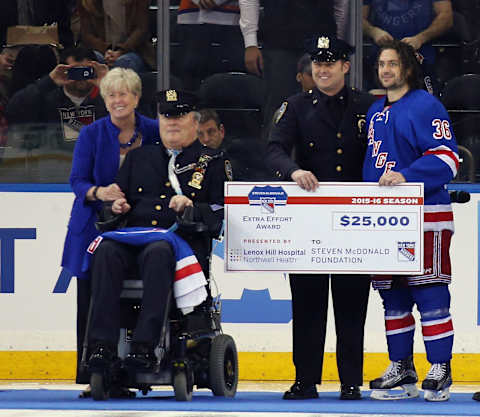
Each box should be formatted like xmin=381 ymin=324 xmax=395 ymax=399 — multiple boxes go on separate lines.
xmin=61 ymin=112 xmax=160 ymax=277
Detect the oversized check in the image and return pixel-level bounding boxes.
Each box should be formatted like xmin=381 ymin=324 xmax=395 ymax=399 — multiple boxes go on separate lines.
xmin=225 ymin=182 xmax=424 ymax=274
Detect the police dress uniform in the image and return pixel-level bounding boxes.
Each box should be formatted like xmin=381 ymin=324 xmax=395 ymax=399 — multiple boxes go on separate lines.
xmin=87 ymin=90 xmax=231 ymax=366
xmin=88 ymin=139 xmax=228 ymax=348
xmin=266 ymin=36 xmax=377 ymax=399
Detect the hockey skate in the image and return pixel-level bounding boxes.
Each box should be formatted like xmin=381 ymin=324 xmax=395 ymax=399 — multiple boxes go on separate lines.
xmin=370 ymin=356 xmax=419 ymax=400
xmin=422 ymin=362 xmax=452 ymax=402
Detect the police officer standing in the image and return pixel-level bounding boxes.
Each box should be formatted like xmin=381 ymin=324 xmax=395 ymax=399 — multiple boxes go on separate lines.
xmin=87 ymin=90 xmax=231 ymax=371
xmin=267 ymin=35 xmax=375 ymax=400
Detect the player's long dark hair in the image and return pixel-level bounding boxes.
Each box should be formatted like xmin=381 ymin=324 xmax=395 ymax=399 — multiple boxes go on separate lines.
xmin=376 ymin=40 xmax=424 ymax=91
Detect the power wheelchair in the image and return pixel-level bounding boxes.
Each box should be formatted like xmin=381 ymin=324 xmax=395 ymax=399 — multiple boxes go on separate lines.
xmin=80 ymin=207 xmax=238 ymax=401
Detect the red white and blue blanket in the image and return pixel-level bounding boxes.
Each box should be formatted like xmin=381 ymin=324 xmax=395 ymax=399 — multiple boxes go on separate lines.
xmin=83 ymin=227 xmax=207 ymax=313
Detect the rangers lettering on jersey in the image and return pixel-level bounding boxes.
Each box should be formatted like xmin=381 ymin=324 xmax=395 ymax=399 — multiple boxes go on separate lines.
xmin=362 ymin=90 xmax=459 ymax=233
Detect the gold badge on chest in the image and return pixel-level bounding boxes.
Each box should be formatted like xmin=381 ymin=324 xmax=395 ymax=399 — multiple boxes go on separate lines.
xmin=188 ymin=170 xmax=204 ymax=189
xmin=187 ymin=154 xmax=213 ymax=190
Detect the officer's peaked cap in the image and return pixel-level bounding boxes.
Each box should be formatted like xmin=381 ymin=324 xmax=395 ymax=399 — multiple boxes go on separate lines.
xmin=305 ymin=35 xmax=355 ymax=62
xmin=156 ymin=89 xmax=198 ymax=116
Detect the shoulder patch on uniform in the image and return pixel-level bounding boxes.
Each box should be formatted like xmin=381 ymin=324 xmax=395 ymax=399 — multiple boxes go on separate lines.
xmin=275 ymin=101 xmax=288 ymax=124
xmin=224 ymin=159 xmax=233 ymax=181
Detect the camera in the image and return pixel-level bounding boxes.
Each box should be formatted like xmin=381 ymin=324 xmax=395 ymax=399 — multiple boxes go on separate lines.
xmin=67 ymin=66 xmax=95 ymax=81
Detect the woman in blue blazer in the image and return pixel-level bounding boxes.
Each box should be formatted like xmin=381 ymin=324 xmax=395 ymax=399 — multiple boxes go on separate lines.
xmin=61 ymin=67 xmax=160 ymax=391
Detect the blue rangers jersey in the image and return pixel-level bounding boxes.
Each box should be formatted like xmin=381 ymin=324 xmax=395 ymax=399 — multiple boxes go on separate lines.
xmin=363 ymin=89 xmax=459 ymax=232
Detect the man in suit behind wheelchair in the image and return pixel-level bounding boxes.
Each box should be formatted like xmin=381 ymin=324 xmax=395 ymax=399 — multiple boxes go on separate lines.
xmin=86 ymin=89 xmax=232 ymax=373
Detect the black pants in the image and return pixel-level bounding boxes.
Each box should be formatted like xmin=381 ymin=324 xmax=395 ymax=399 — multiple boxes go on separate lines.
xmin=289 ymin=274 xmax=370 ymax=386
xmin=89 ymin=240 xmax=175 ymax=346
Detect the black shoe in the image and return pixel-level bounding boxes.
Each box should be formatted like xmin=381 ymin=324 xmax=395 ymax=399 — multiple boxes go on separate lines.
xmin=340 ymin=384 xmax=362 ymax=400
xmin=473 ymin=391 xmax=480 ymax=401
xmin=88 ymin=343 xmax=117 ymax=371
xmin=283 ymin=380 xmax=318 ymax=400
xmin=124 ymin=342 xmax=157 ymax=372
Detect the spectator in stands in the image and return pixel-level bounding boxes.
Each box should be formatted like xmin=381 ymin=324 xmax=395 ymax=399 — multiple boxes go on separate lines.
xmin=0 ymin=47 xmax=19 ymax=74
xmin=198 ymin=108 xmax=225 ymax=149
xmin=6 ymin=47 xmax=108 ymax=146
xmin=363 ymin=0 xmax=453 ymax=95
xmin=78 ymin=0 xmax=156 ymax=73
xmin=176 ymin=0 xmax=244 ymax=90
xmin=0 ymin=46 xmax=21 ymax=146
xmin=239 ymin=0 xmax=346 ymax=139
xmin=8 ymin=44 xmax=59 ymax=96
xmin=0 ymin=0 xmax=74 ymax=48
xmin=296 ymin=53 xmax=315 ymax=92
xmin=61 ymin=67 xmax=159 ymax=393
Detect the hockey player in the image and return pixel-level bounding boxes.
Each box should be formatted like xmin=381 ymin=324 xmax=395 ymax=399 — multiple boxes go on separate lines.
xmin=363 ymin=40 xmax=459 ymax=402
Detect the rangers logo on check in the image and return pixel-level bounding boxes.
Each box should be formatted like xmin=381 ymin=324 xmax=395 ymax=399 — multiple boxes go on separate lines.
xmin=248 ymin=186 xmax=288 ymax=215
xmin=261 ymin=198 xmax=275 ymax=213
xmin=397 ymin=242 xmax=415 ymax=262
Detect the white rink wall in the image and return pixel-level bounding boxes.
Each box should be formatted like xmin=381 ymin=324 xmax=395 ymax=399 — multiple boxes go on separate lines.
xmin=0 ymin=189 xmax=478 ymax=355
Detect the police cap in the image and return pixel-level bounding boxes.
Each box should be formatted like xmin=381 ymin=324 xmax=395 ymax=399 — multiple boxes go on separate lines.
xmin=305 ymin=35 xmax=355 ymax=63
xmin=156 ymin=89 xmax=198 ymax=117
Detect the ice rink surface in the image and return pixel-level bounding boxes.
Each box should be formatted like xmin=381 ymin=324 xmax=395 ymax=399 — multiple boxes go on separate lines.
xmin=1 ymin=381 xmax=480 ymax=417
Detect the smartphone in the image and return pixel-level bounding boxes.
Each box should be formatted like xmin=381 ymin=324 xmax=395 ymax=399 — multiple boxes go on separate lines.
xmin=67 ymin=66 xmax=95 ymax=81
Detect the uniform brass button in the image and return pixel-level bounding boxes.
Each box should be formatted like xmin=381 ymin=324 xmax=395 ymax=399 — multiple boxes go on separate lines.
xmin=312 ymin=99 xmax=318 ymax=105
xmin=137 ymin=187 xmax=143 ymax=192
xmin=165 ymin=182 xmax=171 ymax=187
xmin=155 ymin=205 xmax=162 ymax=211
xmin=151 ymin=220 xmax=158 ymax=226
xmin=337 ymin=148 xmax=343 ymax=155
xmin=176 ymin=163 xmax=179 ymax=168
xmin=155 ymin=141 xmax=160 ymax=145
xmin=336 ymin=165 xmax=342 ymax=172
xmin=336 ymin=132 xmax=342 ymax=139
xmin=191 ymin=192 xmax=196 ymax=197
xmin=160 ymin=194 xmax=166 ymax=199
xmin=309 ymin=142 xmax=314 ymax=148
xmin=276 ymin=171 xmax=282 ymax=178
xmin=339 ymin=96 xmax=344 ymax=100
xmin=308 ymin=89 xmax=313 ymax=94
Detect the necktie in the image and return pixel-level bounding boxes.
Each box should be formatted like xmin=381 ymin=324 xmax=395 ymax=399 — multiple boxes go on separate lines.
xmin=167 ymin=149 xmax=183 ymax=195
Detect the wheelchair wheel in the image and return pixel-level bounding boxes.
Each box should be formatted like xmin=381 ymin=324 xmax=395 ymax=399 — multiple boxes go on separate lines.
xmin=173 ymin=370 xmax=193 ymax=401
xmin=90 ymin=372 xmax=108 ymax=401
xmin=209 ymin=334 xmax=238 ymax=397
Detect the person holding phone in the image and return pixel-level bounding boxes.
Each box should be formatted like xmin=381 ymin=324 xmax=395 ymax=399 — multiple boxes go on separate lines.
xmin=61 ymin=67 xmax=159 ymax=396
xmin=6 ymin=46 xmax=108 ymax=146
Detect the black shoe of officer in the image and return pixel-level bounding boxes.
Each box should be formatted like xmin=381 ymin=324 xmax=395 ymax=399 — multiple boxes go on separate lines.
xmin=473 ymin=391 xmax=480 ymax=401
xmin=340 ymin=384 xmax=362 ymax=400
xmin=283 ymin=380 xmax=318 ymax=400
xmin=88 ymin=343 xmax=117 ymax=371
xmin=124 ymin=342 xmax=157 ymax=372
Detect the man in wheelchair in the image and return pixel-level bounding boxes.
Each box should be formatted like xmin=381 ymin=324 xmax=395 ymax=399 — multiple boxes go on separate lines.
xmin=84 ymin=90 xmax=234 ymax=398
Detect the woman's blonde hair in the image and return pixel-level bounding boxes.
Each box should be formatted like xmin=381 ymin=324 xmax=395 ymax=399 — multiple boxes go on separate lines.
xmin=100 ymin=67 xmax=142 ymax=100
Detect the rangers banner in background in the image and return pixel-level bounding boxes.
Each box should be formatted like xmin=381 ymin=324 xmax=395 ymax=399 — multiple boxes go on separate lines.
xmin=225 ymin=182 xmax=424 ymax=275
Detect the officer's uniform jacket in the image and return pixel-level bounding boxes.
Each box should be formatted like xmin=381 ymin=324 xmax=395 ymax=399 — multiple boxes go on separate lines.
xmin=116 ymin=139 xmax=228 ymax=231
xmin=267 ymin=87 xmax=376 ymax=181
